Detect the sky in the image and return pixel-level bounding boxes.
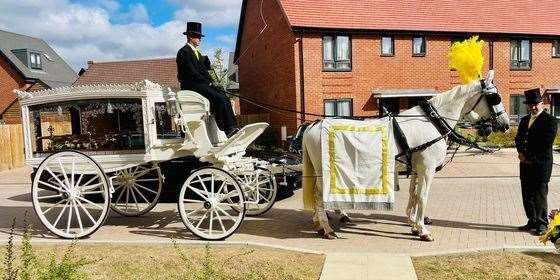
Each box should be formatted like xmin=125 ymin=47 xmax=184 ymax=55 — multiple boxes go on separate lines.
xmin=0 ymin=0 xmax=242 ymax=71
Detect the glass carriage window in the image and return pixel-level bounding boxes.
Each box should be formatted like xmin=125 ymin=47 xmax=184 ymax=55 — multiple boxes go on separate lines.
xmin=155 ymin=102 xmax=181 ymax=139
xmin=28 ymin=98 xmax=145 ymax=155
xmin=510 ymin=39 xmax=531 ymax=70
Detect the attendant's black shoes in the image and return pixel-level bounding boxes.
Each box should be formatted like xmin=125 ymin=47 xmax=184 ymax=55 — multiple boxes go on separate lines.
xmin=226 ymin=127 xmax=240 ymax=138
xmin=517 ymin=223 xmax=534 ymax=231
xmin=533 ymin=227 xmax=547 ymax=236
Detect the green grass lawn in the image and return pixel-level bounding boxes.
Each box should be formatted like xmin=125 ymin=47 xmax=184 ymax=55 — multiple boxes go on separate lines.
xmin=1 ymin=243 xmax=325 ymax=280
xmin=413 ymin=251 xmax=560 ymax=280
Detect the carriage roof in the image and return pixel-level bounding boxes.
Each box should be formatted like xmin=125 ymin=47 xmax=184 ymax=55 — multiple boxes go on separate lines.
xmin=15 ymin=80 xmax=168 ymax=106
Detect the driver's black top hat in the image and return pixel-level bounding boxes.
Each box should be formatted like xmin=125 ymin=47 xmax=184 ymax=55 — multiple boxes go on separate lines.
xmin=183 ymin=22 xmax=204 ymax=37
xmin=523 ymin=88 xmax=543 ymax=104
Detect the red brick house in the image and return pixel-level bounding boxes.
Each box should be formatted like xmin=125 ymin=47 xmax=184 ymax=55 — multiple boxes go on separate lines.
xmin=0 ymin=30 xmax=76 ymax=124
xmin=75 ymin=58 xmax=180 ymax=90
xmin=234 ymin=0 xmax=560 ymax=135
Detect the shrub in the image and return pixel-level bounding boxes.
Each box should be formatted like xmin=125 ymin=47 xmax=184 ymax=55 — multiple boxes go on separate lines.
xmin=485 ymin=129 xmax=517 ymax=148
xmin=2 ymin=214 xmax=94 ymax=280
xmin=2 ymin=218 xmax=17 ymax=280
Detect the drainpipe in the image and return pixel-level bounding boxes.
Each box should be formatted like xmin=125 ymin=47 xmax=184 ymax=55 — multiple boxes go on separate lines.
xmin=489 ymin=39 xmax=494 ymax=70
xmin=298 ymin=30 xmax=306 ymax=122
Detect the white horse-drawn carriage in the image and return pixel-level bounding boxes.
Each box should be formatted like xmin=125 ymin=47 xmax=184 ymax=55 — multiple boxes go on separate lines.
xmin=16 ymin=80 xmax=281 ymax=240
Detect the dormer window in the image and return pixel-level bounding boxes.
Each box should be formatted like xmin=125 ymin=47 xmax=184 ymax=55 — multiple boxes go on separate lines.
xmin=29 ymin=52 xmax=42 ymax=70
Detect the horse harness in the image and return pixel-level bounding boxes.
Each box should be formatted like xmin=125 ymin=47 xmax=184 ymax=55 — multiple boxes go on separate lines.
xmin=393 ymin=96 xmax=497 ymax=176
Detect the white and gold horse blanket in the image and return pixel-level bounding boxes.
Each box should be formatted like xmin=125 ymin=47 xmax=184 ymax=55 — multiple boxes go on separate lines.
xmin=304 ymin=118 xmax=397 ymax=210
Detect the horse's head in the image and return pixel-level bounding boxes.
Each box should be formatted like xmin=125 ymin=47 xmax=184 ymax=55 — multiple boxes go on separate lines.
xmin=461 ymin=70 xmax=510 ymax=137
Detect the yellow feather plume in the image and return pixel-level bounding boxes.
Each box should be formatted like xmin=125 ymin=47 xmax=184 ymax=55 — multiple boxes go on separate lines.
xmin=448 ymin=36 xmax=484 ymax=84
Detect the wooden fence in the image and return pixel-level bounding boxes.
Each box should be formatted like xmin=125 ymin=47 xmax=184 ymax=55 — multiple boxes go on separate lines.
xmin=0 ymin=124 xmax=24 ymax=171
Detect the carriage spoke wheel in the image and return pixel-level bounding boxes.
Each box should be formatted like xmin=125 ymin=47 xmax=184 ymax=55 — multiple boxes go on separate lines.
xmin=32 ymin=151 xmax=110 ymax=239
xmin=178 ymin=167 xmax=245 ymax=240
xmin=110 ymin=164 xmax=162 ymax=216
xmin=234 ymin=169 xmax=277 ymax=216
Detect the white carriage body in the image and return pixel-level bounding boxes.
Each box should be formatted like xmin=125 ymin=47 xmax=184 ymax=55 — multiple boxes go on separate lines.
xmin=16 ymin=80 xmax=268 ymax=172
xmin=17 ymin=80 xmax=279 ymax=240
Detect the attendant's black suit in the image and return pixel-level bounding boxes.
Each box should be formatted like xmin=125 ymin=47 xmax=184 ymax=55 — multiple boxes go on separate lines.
xmin=176 ymin=45 xmax=237 ymax=133
xmin=515 ymin=111 xmax=558 ymax=229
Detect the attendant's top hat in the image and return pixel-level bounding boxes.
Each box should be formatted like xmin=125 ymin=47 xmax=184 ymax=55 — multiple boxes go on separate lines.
xmin=183 ymin=22 xmax=204 ymax=37
xmin=523 ymin=88 xmax=543 ymax=104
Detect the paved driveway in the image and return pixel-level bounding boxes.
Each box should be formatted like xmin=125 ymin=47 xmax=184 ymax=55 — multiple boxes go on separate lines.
xmin=1 ymin=149 xmax=559 ymax=254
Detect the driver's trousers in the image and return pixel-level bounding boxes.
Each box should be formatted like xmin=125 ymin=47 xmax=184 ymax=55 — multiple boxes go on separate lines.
xmin=180 ymin=83 xmax=237 ymax=134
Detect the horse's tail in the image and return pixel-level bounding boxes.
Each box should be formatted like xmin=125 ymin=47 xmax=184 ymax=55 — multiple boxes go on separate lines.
xmin=302 ymin=123 xmax=318 ymax=210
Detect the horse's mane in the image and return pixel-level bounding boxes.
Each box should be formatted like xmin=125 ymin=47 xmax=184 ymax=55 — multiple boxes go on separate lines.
xmin=428 ymin=83 xmax=474 ymax=108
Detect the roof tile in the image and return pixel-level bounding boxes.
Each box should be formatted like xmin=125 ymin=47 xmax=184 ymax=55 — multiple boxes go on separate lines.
xmin=74 ymin=58 xmax=179 ymax=90
xmin=278 ymin=0 xmax=560 ymax=36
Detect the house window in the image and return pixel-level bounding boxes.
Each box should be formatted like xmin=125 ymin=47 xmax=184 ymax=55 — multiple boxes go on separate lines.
xmin=412 ymin=36 xmax=426 ymax=56
xmin=510 ymin=39 xmax=531 ymax=70
xmin=553 ymin=40 xmax=560 ymax=58
xmin=322 ymin=35 xmax=351 ymax=71
xmin=381 ymin=36 xmax=394 ymax=56
xmin=551 ymin=94 xmax=560 ymax=118
xmin=509 ymin=94 xmax=527 ymax=123
xmin=29 ymin=52 xmax=42 ymax=70
xmin=324 ymin=99 xmax=353 ymax=117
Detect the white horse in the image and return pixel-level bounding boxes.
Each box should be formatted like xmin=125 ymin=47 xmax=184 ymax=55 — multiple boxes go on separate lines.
xmin=302 ymin=71 xmax=510 ymax=241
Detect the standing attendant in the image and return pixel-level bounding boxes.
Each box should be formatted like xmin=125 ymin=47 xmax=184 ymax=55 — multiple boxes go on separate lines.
xmin=515 ymin=88 xmax=558 ymax=236
xmin=176 ymin=21 xmax=239 ymax=137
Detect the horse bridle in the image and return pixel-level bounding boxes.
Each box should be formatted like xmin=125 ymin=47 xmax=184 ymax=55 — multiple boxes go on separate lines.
xmin=463 ymin=88 xmax=506 ymax=129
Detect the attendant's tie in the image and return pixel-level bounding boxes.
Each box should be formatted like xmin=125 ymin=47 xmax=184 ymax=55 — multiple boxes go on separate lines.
xmin=528 ymin=114 xmax=537 ymax=128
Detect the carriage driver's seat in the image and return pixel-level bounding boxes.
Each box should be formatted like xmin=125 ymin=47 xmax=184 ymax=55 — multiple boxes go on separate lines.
xmin=172 ymin=90 xmax=268 ymax=160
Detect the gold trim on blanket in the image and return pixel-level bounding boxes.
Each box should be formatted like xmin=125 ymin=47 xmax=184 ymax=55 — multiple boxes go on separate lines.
xmin=327 ymin=124 xmax=388 ymax=195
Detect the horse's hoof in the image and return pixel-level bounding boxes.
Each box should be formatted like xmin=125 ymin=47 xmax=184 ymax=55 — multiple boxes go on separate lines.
xmin=340 ymin=215 xmax=351 ymax=224
xmin=317 ymin=229 xmax=338 ymax=239
xmin=424 ymin=217 xmax=432 ymax=225
xmin=419 ymin=234 xmax=434 ymax=242
xmin=411 ymin=229 xmax=420 ymax=236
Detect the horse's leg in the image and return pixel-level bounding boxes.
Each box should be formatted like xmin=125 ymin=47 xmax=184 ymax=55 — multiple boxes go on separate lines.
xmin=414 ymin=168 xmax=435 ymax=241
xmin=312 ymin=178 xmax=338 ymax=239
xmin=394 ymin=170 xmax=400 ymax=192
xmin=335 ymin=209 xmax=351 ymax=223
xmin=405 ymin=172 xmax=418 ymax=232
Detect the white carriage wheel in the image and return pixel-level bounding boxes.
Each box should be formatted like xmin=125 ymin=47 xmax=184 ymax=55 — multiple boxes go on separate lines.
xmin=32 ymin=151 xmax=110 ymax=239
xmin=178 ymin=167 xmax=245 ymax=240
xmin=110 ymin=163 xmax=162 ymax=216
xmin=234 ymin=169 xmax=277 ymax=216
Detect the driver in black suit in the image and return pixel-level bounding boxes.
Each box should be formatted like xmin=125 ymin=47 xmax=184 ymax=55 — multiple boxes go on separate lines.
xmin=176 ymin=21 xmax=239 ymax=137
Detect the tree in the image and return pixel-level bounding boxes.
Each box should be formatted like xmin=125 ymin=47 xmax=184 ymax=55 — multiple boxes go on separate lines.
xmin=209 ymin=48 xmax=228 ymax=90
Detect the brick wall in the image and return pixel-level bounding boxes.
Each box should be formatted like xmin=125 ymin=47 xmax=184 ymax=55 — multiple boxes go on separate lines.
xmin=292 ymin=34 xmax=560 ymax=127
xmin=238 ymin=10 xmax=560 ymax=135
xmin=237 ymin=0 xmax=299 ymax=136
xmin=303 ymin=33 xmax=560 ymax=118
xmin=0 ymin=55 xmax=25 ymax=124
